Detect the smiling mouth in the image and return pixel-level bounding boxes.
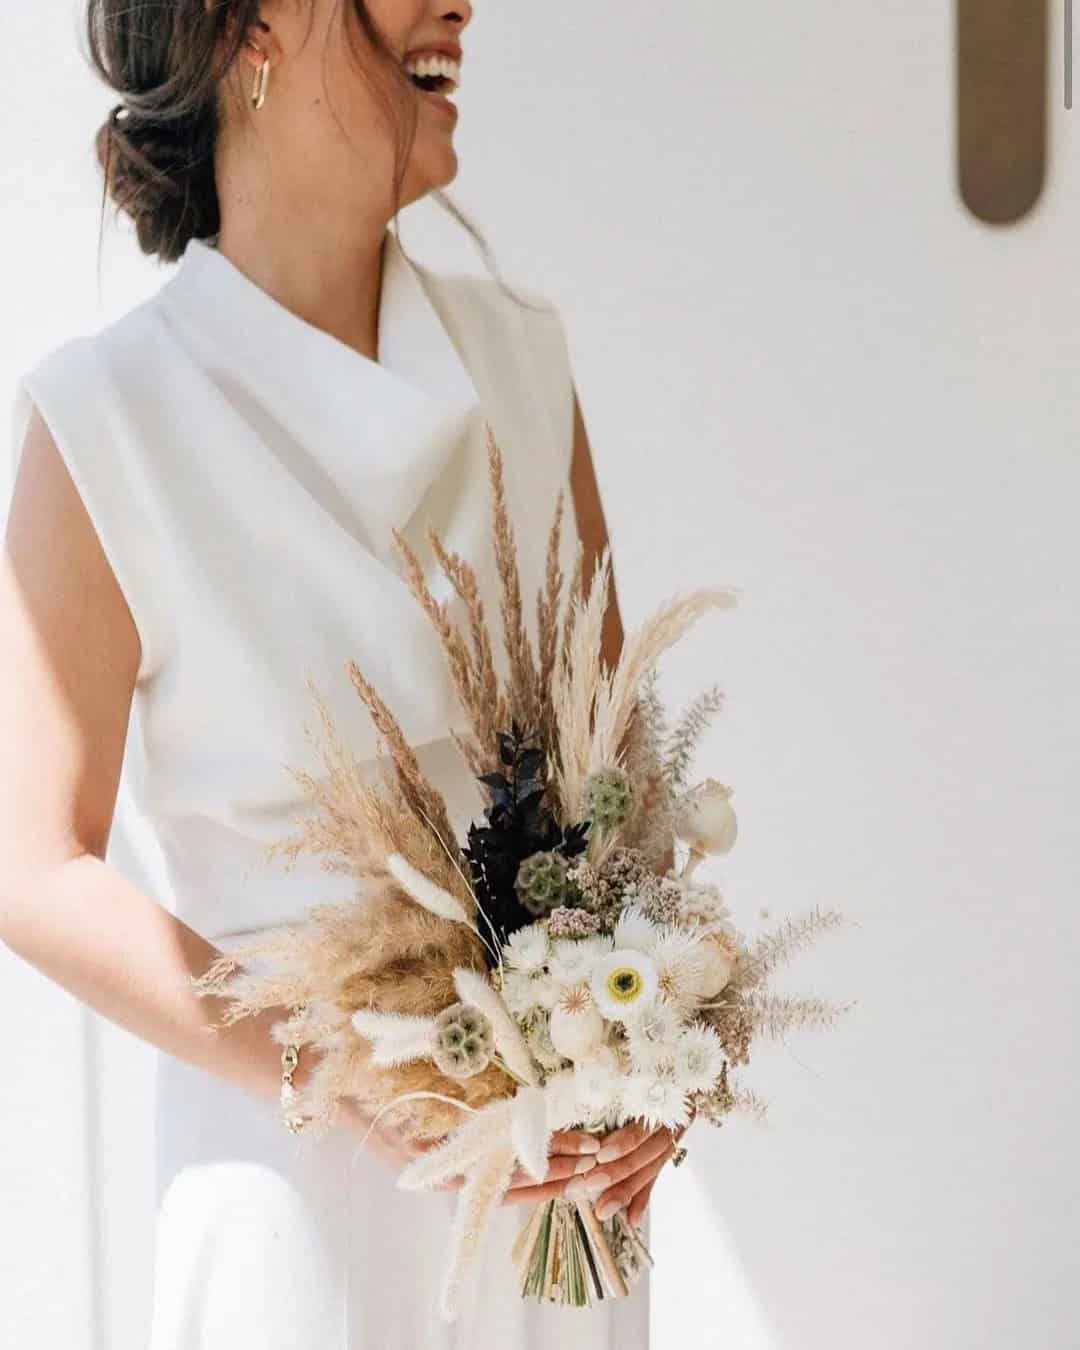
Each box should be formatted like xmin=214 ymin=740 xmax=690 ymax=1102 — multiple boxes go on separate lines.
xmin=408 ymin=72 xmax=455 ymax=96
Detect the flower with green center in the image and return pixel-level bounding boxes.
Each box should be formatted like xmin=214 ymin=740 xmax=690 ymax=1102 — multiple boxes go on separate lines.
xmin=583 ymin=766 xmax=634 ymax=835
xmin=431 ymin=1001 xmax=494 ymax=1078
xmin=589 ymin=948 xmax=660 ymax=1021
xmin=514 ymin=849 xmax=570 ymax=917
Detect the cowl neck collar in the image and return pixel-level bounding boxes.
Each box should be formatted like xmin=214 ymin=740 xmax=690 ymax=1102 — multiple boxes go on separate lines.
xmin=156 ymin=228 xmax=483 ymax=556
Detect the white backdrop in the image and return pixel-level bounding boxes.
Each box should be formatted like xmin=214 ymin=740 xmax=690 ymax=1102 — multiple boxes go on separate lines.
xmin=3 ymin=2 xmax=1079 ymax=1347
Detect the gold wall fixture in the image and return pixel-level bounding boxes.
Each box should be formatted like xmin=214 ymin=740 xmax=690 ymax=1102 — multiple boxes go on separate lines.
xmin=956 ymin=0 xmax=1047 ymax=223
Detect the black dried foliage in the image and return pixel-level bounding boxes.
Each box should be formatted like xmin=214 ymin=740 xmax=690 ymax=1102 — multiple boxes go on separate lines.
xmin=463 ymin=719 xmax=590 ymax=959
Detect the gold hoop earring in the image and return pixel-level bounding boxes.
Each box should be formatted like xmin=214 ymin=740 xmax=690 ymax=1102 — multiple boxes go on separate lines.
xmin=251 ymin=55 xmax=270 ymax=110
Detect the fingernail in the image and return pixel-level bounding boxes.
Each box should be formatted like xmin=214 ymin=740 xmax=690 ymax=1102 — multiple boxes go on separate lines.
xmin=573 ymin=1155 xmax=597 ymax=1174
xmin=595 ymin=1145 xmax=619 ymax=1164
xmin=583 ymin=1171 xmax=611 ymax=1197
xmin=594 ymin=1198 xmax=622 ymax=1221
xmin=578 ymin=1137 xmax=601 ymax=1153
xmin=564 ymin=1177 xmax=587 ymax=1202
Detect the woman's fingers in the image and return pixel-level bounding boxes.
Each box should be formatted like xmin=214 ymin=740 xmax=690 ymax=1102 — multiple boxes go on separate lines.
xmin=548 ymin=1128 xmax=602 ymax=1157
xmin=592 ymin=1119 xmax=660 ymax=1165
xmin=592 ymin=1143 xmax=672 ymax=1221
xmin=625 ymin=1174 xmax=658 ymax=1227
xmin=584 ymin=1126 xmax=673 ymax=1192
xmin=505 ymin=1151 xmax=596 ymax=1192
xmin=500 ymin=1172 xmax=592 ymax=1205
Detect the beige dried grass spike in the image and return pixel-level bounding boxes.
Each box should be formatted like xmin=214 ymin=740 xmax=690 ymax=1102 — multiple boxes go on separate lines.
xmin=589 ymin=587 xmax=737 ymax=782
xmin=484 ymin=422 xmax=541 ymax=736
xmin=345 ymin=659 xmax=461 ymax=871
xmin=550 ymin=545 xmax=614 ymax=823
xmin=535 ymin=485 xmax=567 ymax=757
xmin=425 ymin=526 xmax=509 ymax=769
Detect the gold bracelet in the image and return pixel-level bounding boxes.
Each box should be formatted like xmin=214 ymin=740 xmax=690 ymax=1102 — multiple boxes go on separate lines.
xmin=279 ymin=1002 xmax=309 ymax=1134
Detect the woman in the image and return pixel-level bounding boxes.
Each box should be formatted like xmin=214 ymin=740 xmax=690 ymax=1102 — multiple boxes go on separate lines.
xmin=1 ymin=1 xmax=686 ymax=1344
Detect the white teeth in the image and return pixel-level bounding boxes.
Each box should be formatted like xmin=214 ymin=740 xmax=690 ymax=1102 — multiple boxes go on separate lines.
xmin=402 ymin=54 xmax=461 ymax=89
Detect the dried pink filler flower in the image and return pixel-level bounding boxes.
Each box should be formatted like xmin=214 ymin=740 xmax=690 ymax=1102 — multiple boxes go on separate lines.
xmin=546 ymin=907 xmax=601 ymax=939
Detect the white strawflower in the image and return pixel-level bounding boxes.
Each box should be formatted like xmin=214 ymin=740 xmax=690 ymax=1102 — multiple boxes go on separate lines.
xmin=501 ymin=969 xmax=547 ymax=1016
xmin=572 ymin=1042 xmax=623 ymax=1117
xmin=589 ymin=949 xmax=660 ymax=1022
xmin=621 ymin=1066 xmax=691 ymax=1131
xmin=672 ymin=1023 xmax=726 ymax=1093
xmin=548 ymin=983 xmax=607 ymax=1060
xmin=503 ymin=922 xmax=550 ymax=973
xmin=522 ymin=1010 xmax=566 ymax=1073
xmin=612 ymin=904 xmax=660 ymax=955
xmin=651 ymin=924 xmax=713 ymax=1011
xmin=624 ymin=997 xmax=683 ymax=1071
xmin=548 ymin=934 xmax=613 ymax=987
xmin=544 ymin=1068 xmax=582 ymax=1130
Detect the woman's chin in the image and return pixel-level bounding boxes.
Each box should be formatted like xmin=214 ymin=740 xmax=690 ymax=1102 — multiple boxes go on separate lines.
xmin=409 ymin=144 xmax=459 ymax=196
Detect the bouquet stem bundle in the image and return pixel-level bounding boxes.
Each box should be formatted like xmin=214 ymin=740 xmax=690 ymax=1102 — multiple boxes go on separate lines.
xmin=513 ymin=1195 xmax=653 ymax=1306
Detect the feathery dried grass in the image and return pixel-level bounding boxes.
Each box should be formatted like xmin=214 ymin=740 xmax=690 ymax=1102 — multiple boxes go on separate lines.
xmin=190 ymin=875 xmax=515 ymax=1141
xmin=535 ymin=486 xmax=567 ymax=758
xmin=739 ymin=993 xmax=855 ymax=1040
xmin=345 ymin=659 xmax=462 ymax=874
xmin=664 ymin=683 xmax=725 ymax=797
xmin=590 ymin=588 xmax=736 ymax=780
xmin=612 ymin=670 xmax=676 ymax=869
xmin=425 ymin=526 xmax=507 ymax=767
xmin=550 ymin=547 xmax=612 ymax=822
xmin=732 ymin=906 xmax=852 ymax=993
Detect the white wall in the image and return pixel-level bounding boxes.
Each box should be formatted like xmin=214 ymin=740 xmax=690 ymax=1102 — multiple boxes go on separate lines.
xmin=3 ymin=2 xmax=1078 ymax=1347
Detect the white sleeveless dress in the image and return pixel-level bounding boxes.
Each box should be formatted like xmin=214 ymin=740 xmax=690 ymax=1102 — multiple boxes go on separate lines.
xmin=9 ymin=229 xmax=650 ymax=1349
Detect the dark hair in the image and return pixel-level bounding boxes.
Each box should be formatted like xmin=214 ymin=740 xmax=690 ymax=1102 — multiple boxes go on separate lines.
xmin=85 ymin=0 xmax=534 ymax=307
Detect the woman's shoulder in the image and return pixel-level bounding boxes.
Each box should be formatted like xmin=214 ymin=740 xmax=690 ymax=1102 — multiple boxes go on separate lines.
xmin=23 ymin=287 xmax=174 ymax=389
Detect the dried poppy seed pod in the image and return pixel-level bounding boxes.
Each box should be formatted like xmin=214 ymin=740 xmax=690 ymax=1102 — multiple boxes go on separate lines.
xmin=675 ymin=779 xmax=737 ymax=878
xmin=431 ymin=1001 xmax=494 ymax=1078
xmin=695 ymin=928 xmax=739 ymax=998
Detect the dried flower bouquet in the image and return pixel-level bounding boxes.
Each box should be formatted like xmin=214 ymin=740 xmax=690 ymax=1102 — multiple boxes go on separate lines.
xmin=192 ymin=423 xmax=850 ymax=1321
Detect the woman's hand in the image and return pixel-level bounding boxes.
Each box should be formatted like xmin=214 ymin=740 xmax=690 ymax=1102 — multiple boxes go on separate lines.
xmin=499 ymin=1128 xmax=603 ymax=1205
xmin=568 ymin=1117 xmax=691 ymax=1227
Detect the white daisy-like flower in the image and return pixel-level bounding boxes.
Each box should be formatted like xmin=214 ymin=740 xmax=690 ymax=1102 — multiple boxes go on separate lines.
xmin=503 ymin=922 xmax=550 ymax=973
xmin=672 ymin=1023 xmax=726 ymax=1093
xmin=612 ymin=903 xmax=660 ymax=955
xmin=589 ymin=949 xmax=660 ymax=1022
xmin=548 ymin=934 xmax=613 ymax=987
xmin=651 ymin=924 xmax=713 ymax=1011
xmin=620 ymin=1067 xmax=691 ymax=1131
xmin=624 ymin=997 xmax=684 ymax=1071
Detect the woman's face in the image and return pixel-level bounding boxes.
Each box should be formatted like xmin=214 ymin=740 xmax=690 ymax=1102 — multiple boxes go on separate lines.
xmin=232 ymin=0 xmax=472 ymax=218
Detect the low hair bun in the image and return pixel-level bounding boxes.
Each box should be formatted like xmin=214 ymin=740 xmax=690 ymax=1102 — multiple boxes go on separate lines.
xmin=96 ymin=98 xmax=220 ymax=264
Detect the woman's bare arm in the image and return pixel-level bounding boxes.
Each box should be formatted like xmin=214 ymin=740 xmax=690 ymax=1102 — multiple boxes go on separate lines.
xmin=0 ymin=406 xmax=601 ymax=1183
xmin=0 ymin=405 xmax=304 ymax=1110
